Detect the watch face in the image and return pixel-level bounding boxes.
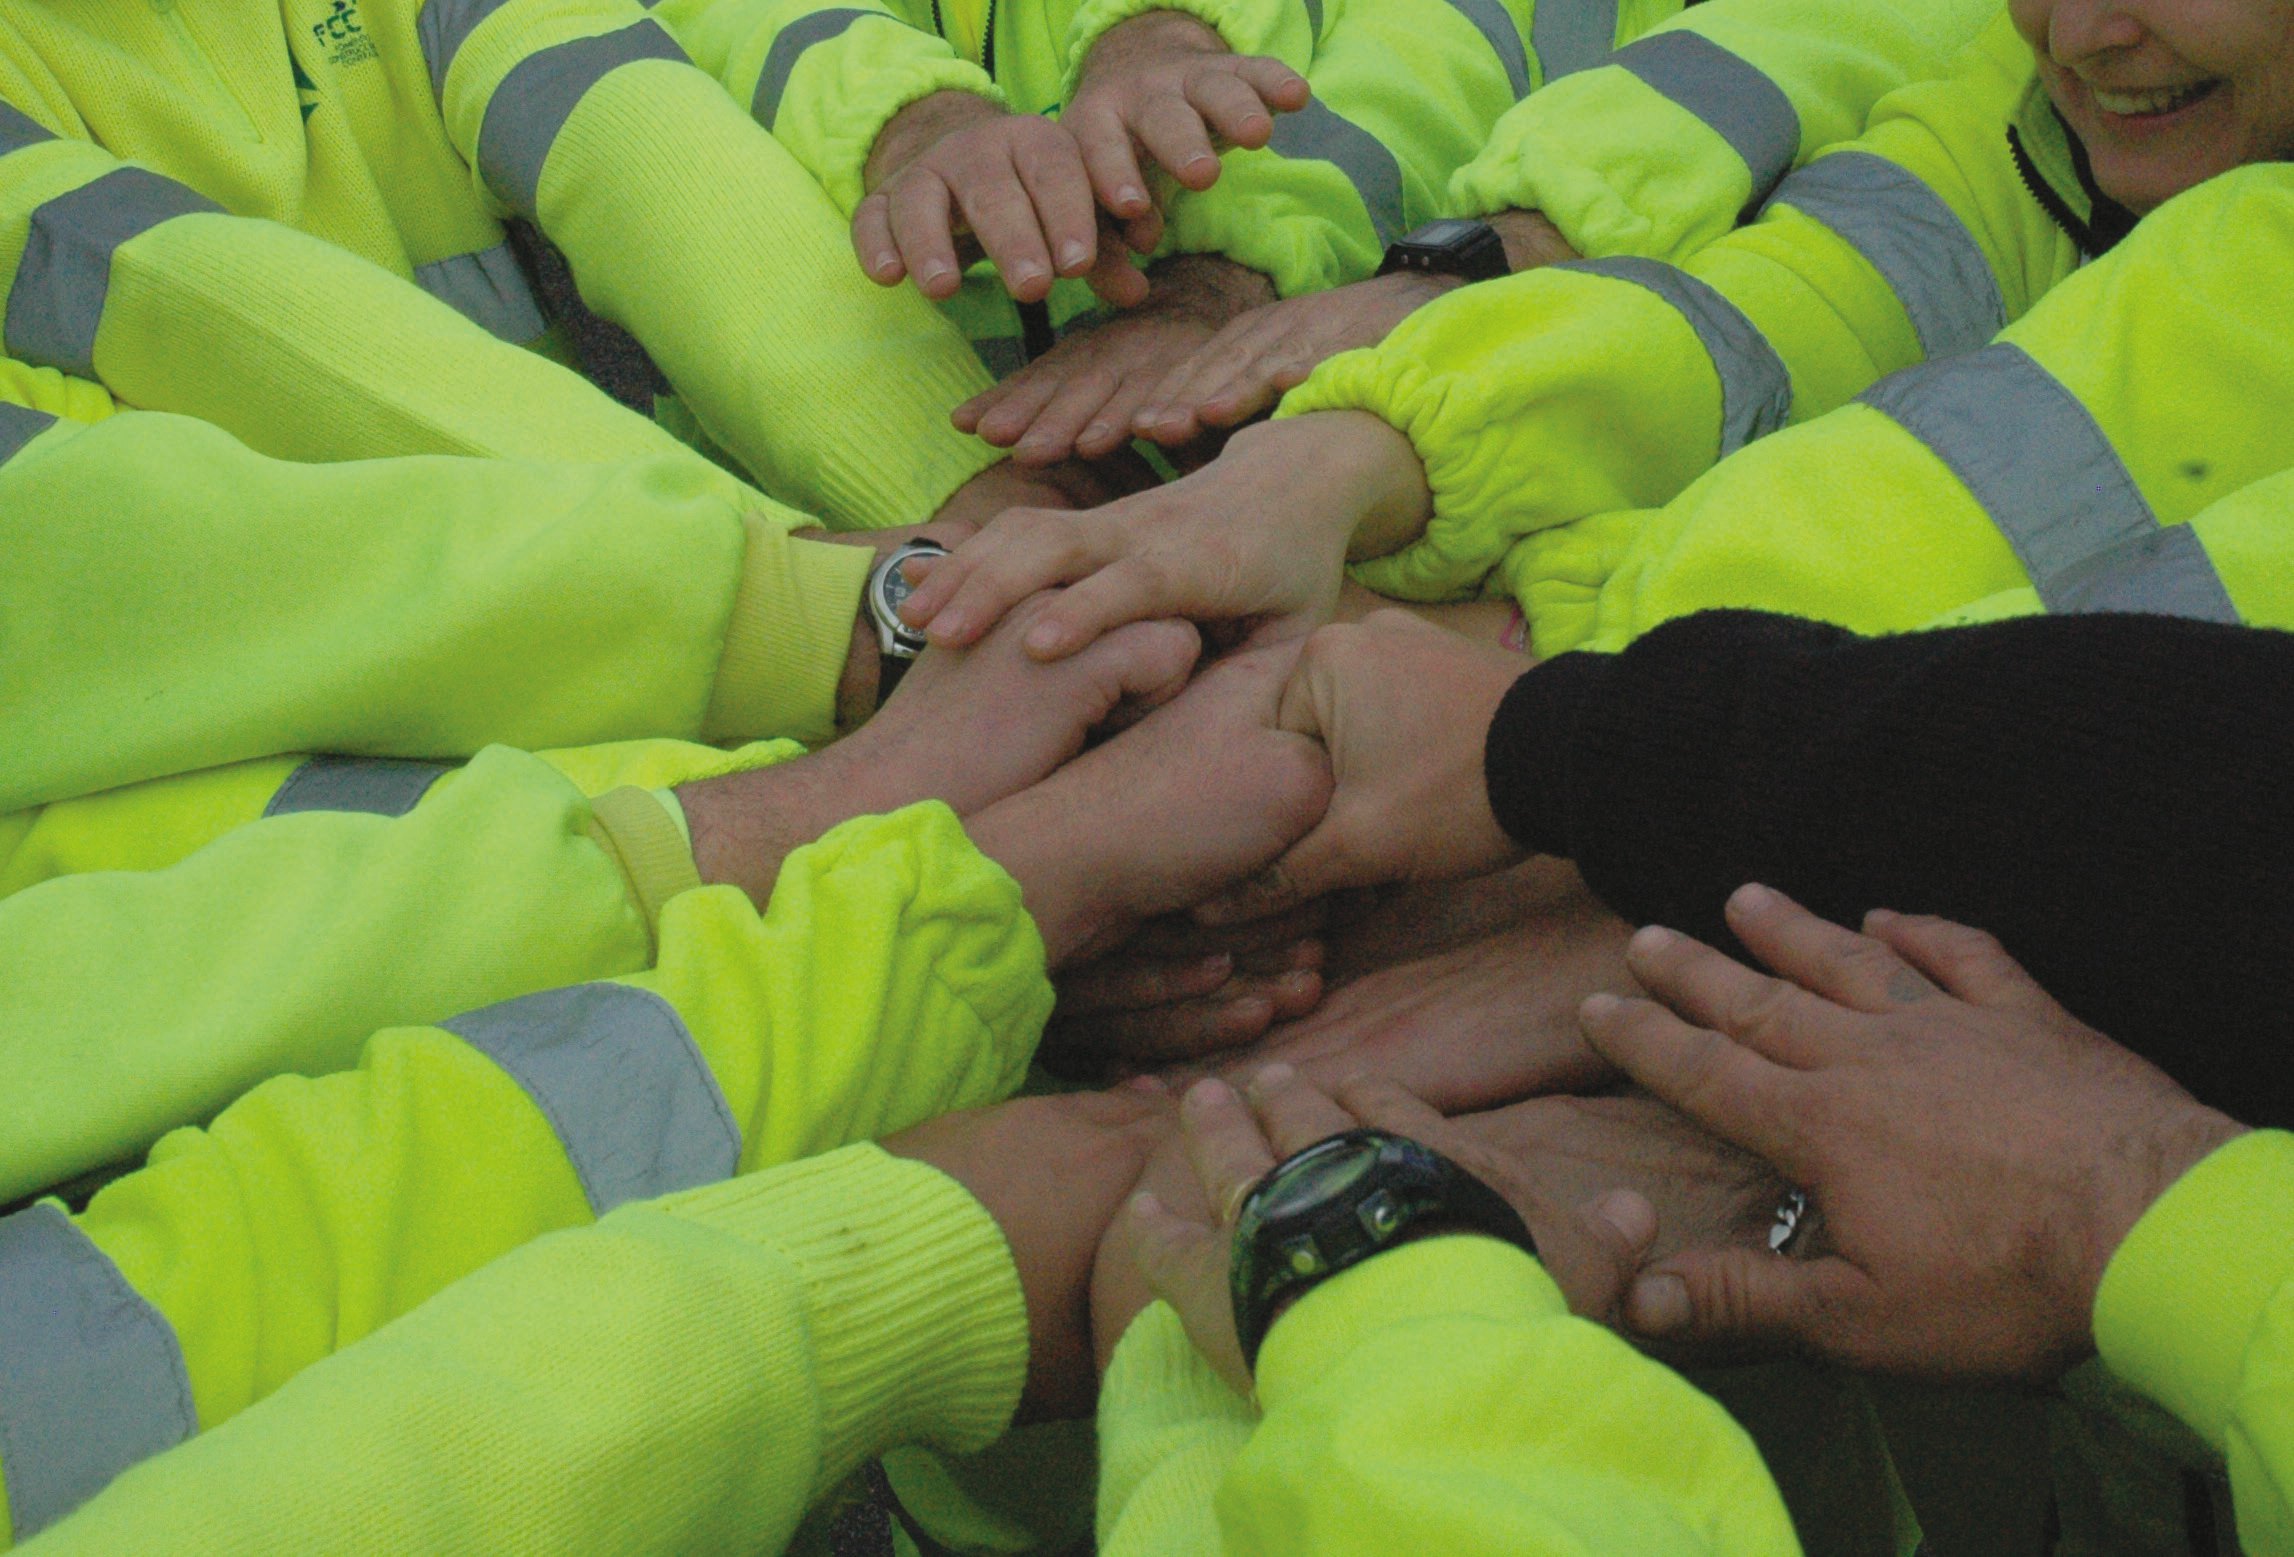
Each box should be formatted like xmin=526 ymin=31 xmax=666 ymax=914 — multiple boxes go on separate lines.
xmin=1249 ymin=1138 xmax=1380 ymax=1222
xmin=1410 ymin=218 xmax=1484 ymax=247
xmin=875 ymin=556 xmax=924 ymax=621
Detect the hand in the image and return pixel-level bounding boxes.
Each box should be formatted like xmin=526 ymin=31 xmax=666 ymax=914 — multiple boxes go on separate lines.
xmin=1045 ymin=903 xmax=1330 ymax=1074
xmin=953 ymin=256 xmax=1277 ymax=465
xmin=965 ymin=642 xmax=1334 ymax=965
xmin=929 ymin=452 xmax=1159 ymax=532
xmin=1066 ymin=12 xmax=1310 ymax=220
xmin=1102 ymin=1067 xmax=1657 ymax=1393
xmin=884 ymin=1087 xmax=1176 ymax=1420
xmin=902 ymin=412 xmax=1433 ymax=658
xmin=1129 ymin=271 xmax=1458 ymax=447
xmin=1201 ymin=612 xmax=1527 ymax=923
xmin=857 ymin=91 xmax=1147 ymax=307
xmin=679 ymin=591 xmax=1200 ymax=906
xmin=800 ymin=518 xmax=981 ymax=727
xmin=1580 ymin=886 xmax=2249 ymax=1381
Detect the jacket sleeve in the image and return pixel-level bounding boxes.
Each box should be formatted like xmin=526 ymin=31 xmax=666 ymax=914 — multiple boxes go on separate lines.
xmin=1512 ymin=161 xmax=2294 ymax=658
xmin=417 ymin=0 xmax=1000 ymax=528
xmin=653 ymin=0 xmax=1000 ymax=220
xmin=1282 ymin=15 xmax=2073 ymax=606
xmin=0 ymin=802 xmax=1049 ymax=1545
xmin=0 ymin=65 xmax=699 ymax=473
xmin=1147 ymin=0 xmax=1676 ymax=300
xmin=9 ymin=1145 xmax=1028 ymax=1555
xmin=2093 ymin=1130 xmax=2294 ymax=1555
xmin=1097 ymin=1238 xmax=1801 ymax=1554
xmin=1451 ymin=0 xmax=2001 ymax=264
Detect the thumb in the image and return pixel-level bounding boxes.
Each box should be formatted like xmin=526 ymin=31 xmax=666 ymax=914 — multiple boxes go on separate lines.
xmin=1127 ymin=1191 xmax=1252 ymax=1394
xmin=1069 ymin=618 xmax=1205 ymax=715
xmin=1627 ymin=1246 xmax=1871 ymax=1357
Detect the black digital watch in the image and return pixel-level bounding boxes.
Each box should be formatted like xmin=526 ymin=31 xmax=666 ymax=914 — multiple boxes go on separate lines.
xmin=1377 ymin=218 xmax=1511 ymax=285
xmin=1228 ymin=1128 xmax=1536 ymax=1370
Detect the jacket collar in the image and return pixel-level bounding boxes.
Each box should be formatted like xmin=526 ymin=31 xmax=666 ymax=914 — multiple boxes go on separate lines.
xmin=2009 ymin=74 xmax=2141 ymax=258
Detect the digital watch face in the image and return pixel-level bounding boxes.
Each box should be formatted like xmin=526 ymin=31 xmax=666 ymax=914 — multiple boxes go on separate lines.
xmin=1249 ymin=1139 xmax=1380 ymax=1222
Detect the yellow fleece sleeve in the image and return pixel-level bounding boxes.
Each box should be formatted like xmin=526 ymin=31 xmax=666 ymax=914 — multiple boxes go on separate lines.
xmin=21 ymin=1147 xmax=1026 ymax=1555
xmin=2094 ymin=1130 xmax=2294 ymax=1556
xmin=1452 ymin=0 xmax=2000 ymax=263
xmin=654 ymin=0 xmax=1000 ymax=218
xmin=0 ymin=405 xmax=872 ymax=813
xmin=429 ymin=0 xmax=1000 ymax=529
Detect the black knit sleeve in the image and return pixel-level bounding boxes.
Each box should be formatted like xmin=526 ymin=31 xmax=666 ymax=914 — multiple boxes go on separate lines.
xmin=1483 ymin=609 xmax=2294 ymax=1127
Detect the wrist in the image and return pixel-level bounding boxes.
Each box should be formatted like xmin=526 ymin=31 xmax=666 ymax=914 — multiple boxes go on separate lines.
xmin=1082 ymin=9 xmax=1229 ymax=85
xmin=965 ymin=789 xmax=1123 ymax=966
xmin=837 ymin=610 xmax=882 ymax=730
xmin=867 ymin=89 xmax=1004 ymax=192
xmin=1489 ymin=208 xmax=1580 ymax=273
xmin=1150 ymin=252 xmax=1279 ymax=321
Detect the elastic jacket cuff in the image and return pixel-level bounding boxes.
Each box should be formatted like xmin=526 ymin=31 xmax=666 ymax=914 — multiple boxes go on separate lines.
xmin=655 ymin=1143 xmax=1028 ymax=1485
xmin=588 ymin=786 xmax=704 ymax=949
xmin=1483 ymin=655 xmax=1605 ymax=858
xmin=1253 ymin=1236 xmax=1562 ymax=1409
xmin=2095 ymin=1129 xmax=2294 ymax=1449
xmin=704 ymin=517 xmax=875 ymax=748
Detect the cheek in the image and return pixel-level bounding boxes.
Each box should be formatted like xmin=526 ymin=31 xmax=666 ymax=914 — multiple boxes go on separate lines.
xmin=2008 ymin=0 xmax=2054 ymax=52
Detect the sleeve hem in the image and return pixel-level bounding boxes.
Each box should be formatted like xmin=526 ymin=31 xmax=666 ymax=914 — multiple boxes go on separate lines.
xmin=704 ymin=517 xmax=875 ymax=748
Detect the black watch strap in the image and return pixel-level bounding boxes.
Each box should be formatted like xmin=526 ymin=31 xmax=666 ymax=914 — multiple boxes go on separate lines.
xmin=876 ymin=651 xmax=915 ymax=705
xmin=1378 ymin=218 xmax=1510 ymax=285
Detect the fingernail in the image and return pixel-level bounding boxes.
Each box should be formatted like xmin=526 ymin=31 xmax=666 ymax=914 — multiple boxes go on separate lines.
xmin=1864 ymin=907 xmax=1900 ymax=928
xmin=1117 ymin=184 xmax=1146 ymax=212
xmin=1580 ymin=992 xmax=1620 ymax=1021
xmin=1184 ymin=154 xmax=1218 ymax=178
xmin=1197 ymin=951 xmax=1234 ymax=980
xmin=1131 ymin=1191 xmax=1164 ymax=1218
xmin=1591 ymin=1190 xmax=1656 ymax=1249
xmin=1125 ymin=1073 xmax=1170 ymax=1094
xmin=1184 ymin=1077 xmax=1234 ymax=1113
xmin=1012 ymin=263 xmax=1047 ymax=288
xmin=1024 ymin=621 xmax=1067 ymax=655
xmin=1627 ymin=925 xmax=1675 ymax=957
xmin=1276 ymin=969 xmax=1318 ymax=998
xmin=1731 ymin=883 xmax=1777 ymax=913
xmin=1631 ymin=1274 xmax=1692 ymax=1335
xmin=1246 ymin=1063 xmax=1295 ymax=1096
xmin=873 ymin=252 xmax=899 ymax=277
xmin=1083 ymin=422 xmax=1113 ymax=444
xmin=1058 ymin=240 xmax=1090 ymax=270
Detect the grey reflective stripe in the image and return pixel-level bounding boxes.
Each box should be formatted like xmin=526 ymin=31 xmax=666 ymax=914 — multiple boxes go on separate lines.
xmin=1564 ymin=256 xmax=1790 ymax=455
xmin=0 ymin=1205 xmax=194 ymax=1541
xmin=1860 ymin=344 xmax=2159 ymax=598
xmin=418 ymin=0 xmax=519 ymax=101
xmin=6 ymin=169 xmax=223 ymax=380
xmin=1530 ymin=0 xmax=1618 ymax=84
xmin=970 ymin=335 xmax=1026 ymax=378
xmin=0 ymin=101 xmax=55 ymax=157
xmin=1615 ymin=32 xmax=1799 ymax=203
xmin=2045 ymin=522 xmax=2242 ymax=623
xmin=0 ymin=403 xmax=56 ymax=467
xmin=1302 ymin=0 xmax=1323 ymax=38
xmin=1434 ymin=0 xmax=1529 ymax=100
xmin=1264 ymin=99 xmax=1406 ymax=246
xmin=478 ymin=22 xmax=690 ymax=216
xmin=414 ymin=241 xmax=547 ymax=343
xmin=264 ymin=756 xmax=451 ymax=818
xmin=442 ymin=984 xmax=740 ymax=1216
xmin=753 ymin=8 xmax=880 ymax=128
xmin=1768 ymin=152 xmax=2004 ymax=363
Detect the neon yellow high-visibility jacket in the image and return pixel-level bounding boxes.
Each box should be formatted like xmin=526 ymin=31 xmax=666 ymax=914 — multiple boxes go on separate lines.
xmin=1450 ymin=0 xmax=1999 ymax=266
xmin=1096 ymin=1131 xmax=2294 ymax=1554
xmin=1281 ymin=16 xmax=2294 ymax=652
xmin=0 ymin=0 xmax=997 ymax=530
xmin=0 ymin=388 xmax=875 ymax=814
xmin=0 ymin=798 xmax=1050 ymax=1545
xmin=0 ymin=739 xmax=810 ymax=1205
xmin=658 ymin=0 xmax=1671 ymax=373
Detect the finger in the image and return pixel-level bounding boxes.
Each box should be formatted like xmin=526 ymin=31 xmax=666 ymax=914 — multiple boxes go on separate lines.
xmin=1061 ymin=950 xmax=1236 ymax=1015
xmin=851 ymin=196 xmax=905 ymax=286
xmin=1075 ymin=370 xmax=1159 ymax=460
xmin=1012 ymin=128 xmax=1100 ymax=280
xmin=1193 ymin=857 xmax=1309 ymax=927
xmin=1070 ymin=102 xmax=1154 ymax=219
xmin=1014 ymin=366 xmax=1124 ymax=467
xmin=1137 ymin=318 xmax=1285 ymax=441
xmin=1576 ymin=990 xmax=1818 ymax=1175
xmin=1126 ymin=1191 xmax=1254 ymax=1394
xmin=1328 ymin=1074 xmax=1451 ymax=1142
xmin=908 ymin=514 xmax=1121 ymax=648
xmin=1085 ymin=243 xmax=1152 ymax=310
xmin=1622 ymin=924 xmax=1849 ymax=1070
xmin=952 ymin=380 xmax=1015 ymax=436
xmin=1070 ymin=614 xmax=1205 ymax=714
xmin=1232 ymin=56 xmax=1311 ymax=114
xmin=1079 ymin=971 xmax=1322 ymax=1067
xmin=1723 ymin=883 xmax=1938 ymax=1014
xmin=972 ymin=369 xmax=1068 ymax=449
xmin=1626 ymin=1247 xmax=1875 ymax=1360
xmin=1241 ymin=1062 xmax=1359 ymax=1157
xmin=1863 ymin=910 xmax=2059 ymax=1015
xmin=1537 ymin=1191 xmax=1661 ymax=1323
xmin=1180 ymin=1077 xmax=1281 ymax=1230
xmin=886 ymin=173 xmax=965 ymax=299
xmin=1019 ymin=552 xmax=1213 ymax=661
xmin=1131 ymin=95 xmax=1221 ymax=190
xmin=950 ymin=155 xmax=1055 ymax=302
xmin=1185 ymin=67 xmax=1278 ymax=149
xmin=1125 ymin=901 xmax=1329 ymax=961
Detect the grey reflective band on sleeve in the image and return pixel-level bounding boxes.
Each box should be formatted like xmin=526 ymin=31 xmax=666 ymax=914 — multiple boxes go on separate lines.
xmin=2043 ymin=522 xmax=2242 ymax=623
xmin=1859 ymin=344 xmax=2160 ymax=600
xmin=1264 ymin=99 xmax=1407 ymax=247
xmin=5 ymin=168 xmax=224 ymax=381
xmin=1302 ymin=0 xmax=1324 ymax=38
xmin=417 ymin=0 xmax=520 ymax=102
xmin=1767 ymin=152 xmax=2004 ymax=363
xmin=478 ymin=22 xmax=692 ymax=217
xmin=413 ymin=241 xmax=547 ymax=343
xmin=1438 ymin=0 xmax=1531 ymax=100
xmin=752 ymin=8 xmax=881 ymax=128
xmin=442 ymin=984 xmax=741 ymax=1216
xmin=1531 ymin=0 xmax=1619 ymax=85
xmin=263 ymin=756 xmax=452 ymax=819
xmin=0 ymin=1205 xmax=195 ymax=1541
xmin=0 ymin=403 xmax=57 ymax=467
xmin=1614 ymin=32 xmax=1800 ymax=204
xmin=0 ymin=101 xmax=55 ymax=157
xmin=1563 ymin=255 xmax=1791 ymax=456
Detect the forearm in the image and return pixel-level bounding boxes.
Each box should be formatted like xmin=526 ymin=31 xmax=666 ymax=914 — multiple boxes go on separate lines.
xmin=1486 ymin=609 xmax=2294 ymax=1125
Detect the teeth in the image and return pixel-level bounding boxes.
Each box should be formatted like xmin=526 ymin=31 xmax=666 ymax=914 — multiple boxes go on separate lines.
xmin=2091 ymin=81 xmax=2210 ymax=116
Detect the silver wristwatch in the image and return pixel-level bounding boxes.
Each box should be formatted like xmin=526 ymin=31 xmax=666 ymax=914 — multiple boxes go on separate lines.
xmin=865 ymin=539 xmax=949 ymax=703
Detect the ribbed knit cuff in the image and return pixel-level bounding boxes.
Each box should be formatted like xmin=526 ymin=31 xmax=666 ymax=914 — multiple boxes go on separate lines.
xmin=1483 ymin=654 xmax=1605 ymax=858
xmin=1098 ymin=1302 xmax=1260 ymax=1537
xmin=1254 ymin=1237 xmax=1561 ymax=1409
xmin=589 ymin=786 xmax=705 ymax=947
xmin=704 ymin=516 xmax=875 ymax=748
xmin=2094 ymin=1129 xmax=2294 ymax=1449
xmin=659 ymin=1144 xmax=1028 ymax=1488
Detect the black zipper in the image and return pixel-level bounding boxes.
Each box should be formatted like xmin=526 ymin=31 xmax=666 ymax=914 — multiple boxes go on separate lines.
xmin=929 ymin=0 xmax=995 ymax=74
xmin=2008 ymin=117 xmax=2137 ymax=260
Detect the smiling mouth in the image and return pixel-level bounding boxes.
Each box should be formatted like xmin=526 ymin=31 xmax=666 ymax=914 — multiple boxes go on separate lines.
xmin=2087 ymin=79 xmax=2222 ymax=118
